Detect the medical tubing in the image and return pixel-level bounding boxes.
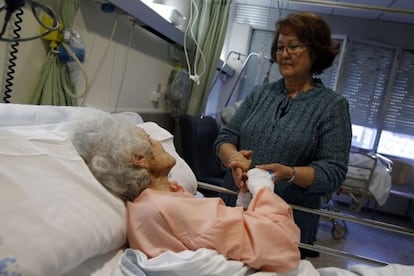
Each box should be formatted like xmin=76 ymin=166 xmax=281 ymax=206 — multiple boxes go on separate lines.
xmin=0 ymin=5 xmax=13 ymax=38
xmin=29 ymin=1 xmax=58 ymax=30
xmin=189 ymin=0 xmax=206 ymax=79
xmin=60 ymin=43 xmax=90 ymax=99
xmin=183 ymin=0 xmax=206 ymax=84
xmin=2 ymin=8 xmax=23 ymax=103
xmin=183 ymin=0 xmax=194 ymax=76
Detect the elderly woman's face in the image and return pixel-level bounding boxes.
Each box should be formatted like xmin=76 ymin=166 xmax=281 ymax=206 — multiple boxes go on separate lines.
xmin=276 ymin=28 xmax=312 ymax=79
xmin=135 ymin=128 xmax=176 ymax=175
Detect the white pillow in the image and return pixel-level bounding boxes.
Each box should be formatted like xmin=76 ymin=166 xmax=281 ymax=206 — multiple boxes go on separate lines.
xmin=0 ymin=103 xmax=196 ymax=194
xmin=0 ymin=129 xmax=126 ymax=276
xmin=0 ymin=103 xmax=110 ymax=128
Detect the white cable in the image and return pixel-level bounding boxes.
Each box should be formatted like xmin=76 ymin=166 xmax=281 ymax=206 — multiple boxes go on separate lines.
xmin=183 ymin=0 xmax=206 ymax=85
xmin=80 ymin=15 xmax=118 ymax=106
xmin=114 ymin=20 xmax=134 ymax=112
xmin=109 ymin=41 xmax=118 ymax=108
xmin=188 ymin=0 xmax=204 ymax=80
xmin=183 ymin=0 xmax=194 ymax=77
xmin=61 ymin=43 xmax=90 ymax=99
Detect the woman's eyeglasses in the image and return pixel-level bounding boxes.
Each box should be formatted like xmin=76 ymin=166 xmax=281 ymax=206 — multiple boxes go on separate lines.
xmin=276 ymin=44 xmax=306 ymax=54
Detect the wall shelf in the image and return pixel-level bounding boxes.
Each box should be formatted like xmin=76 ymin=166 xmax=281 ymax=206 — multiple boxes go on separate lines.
xmin=109 ymin=0 xmax=192 ymax=49
xmin=108 ymin=0 xmax=234 ymax=77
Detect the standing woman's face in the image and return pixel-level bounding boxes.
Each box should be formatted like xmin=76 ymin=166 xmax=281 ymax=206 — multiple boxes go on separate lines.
xmin=275 ymin=29 xmax=313 ymax=79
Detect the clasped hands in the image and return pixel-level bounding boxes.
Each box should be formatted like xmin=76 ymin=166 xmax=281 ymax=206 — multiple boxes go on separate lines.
xmin=227 ymin=150 xmax=294 ymax=195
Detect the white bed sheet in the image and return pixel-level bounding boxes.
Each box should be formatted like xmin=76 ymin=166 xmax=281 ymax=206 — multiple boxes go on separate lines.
xmin=63 ymin=249 xmax=124 ymax=276
xmin=110 ymin=248 xmax=414 ymax=276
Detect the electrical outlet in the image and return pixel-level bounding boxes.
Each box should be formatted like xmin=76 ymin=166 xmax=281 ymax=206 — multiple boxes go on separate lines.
xmin=151 ymin=90 xmax=160 ymax=103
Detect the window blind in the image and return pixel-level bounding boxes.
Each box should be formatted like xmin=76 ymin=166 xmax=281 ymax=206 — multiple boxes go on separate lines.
xmin=383 ymin=50 xmax=414 ymax=136
xmin=339 ymin=41 xmax=395 ymax=128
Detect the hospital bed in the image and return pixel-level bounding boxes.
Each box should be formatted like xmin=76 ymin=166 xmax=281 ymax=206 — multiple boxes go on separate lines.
xmin=1 ymin=103 xmax=413 ymax=276
xmin=320 ymin=150 xmax=393 ymax=239
xmin=338 ymin=151 xmax=393 ymax=213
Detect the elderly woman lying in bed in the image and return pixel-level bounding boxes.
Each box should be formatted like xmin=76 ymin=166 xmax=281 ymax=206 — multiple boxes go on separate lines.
xmin=70 ymin=117 xmax=300 ymax=273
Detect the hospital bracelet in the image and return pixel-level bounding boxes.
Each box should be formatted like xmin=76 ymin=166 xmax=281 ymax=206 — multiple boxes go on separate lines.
xmin=286 ymin=166 xmax=296 ymax=183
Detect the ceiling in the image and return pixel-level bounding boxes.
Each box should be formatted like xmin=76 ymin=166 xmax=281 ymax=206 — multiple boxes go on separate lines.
xmin=233 ymin=0 xmax=414 ymax=25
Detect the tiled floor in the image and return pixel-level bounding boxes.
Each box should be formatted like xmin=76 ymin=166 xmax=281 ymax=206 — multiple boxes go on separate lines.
xmin=306 ymin=204 xmax=414 ymax=269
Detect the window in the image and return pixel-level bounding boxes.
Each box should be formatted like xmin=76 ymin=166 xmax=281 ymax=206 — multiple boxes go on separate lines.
xmin=338 ymin=40 xmax=396 ymax=150
xmin=351 ymin=125 xmax=377 ymax=150
xmin=377 ymin=50 xmax=414 ymax=159
xmin=319 ymin=35 xmax=347 ymax=91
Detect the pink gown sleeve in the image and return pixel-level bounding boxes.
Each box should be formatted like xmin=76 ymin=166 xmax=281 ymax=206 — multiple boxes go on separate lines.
xmin=127 ymin=187 xmax=300 ymax=272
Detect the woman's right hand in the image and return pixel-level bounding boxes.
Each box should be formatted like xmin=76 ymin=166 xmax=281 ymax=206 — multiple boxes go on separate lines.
xmin=228 ymin=150 xmax=253 ymax=192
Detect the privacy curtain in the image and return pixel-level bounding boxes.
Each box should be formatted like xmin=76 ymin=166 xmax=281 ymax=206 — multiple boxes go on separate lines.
xmin=186 ymin=0 xmax=232 ymax=116
xmin=31 ymin=0 xmax=80 ymax=106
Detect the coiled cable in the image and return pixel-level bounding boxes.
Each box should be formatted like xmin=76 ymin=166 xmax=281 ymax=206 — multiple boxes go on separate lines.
xmin=2 ymin=8 xmax=23 ymax=103
xmin=0 ymin=0 xmax=58 ymax=42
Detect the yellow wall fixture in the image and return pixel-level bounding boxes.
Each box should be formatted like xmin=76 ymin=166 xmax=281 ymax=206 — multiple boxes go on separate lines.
xmin=40 ymin=14 xmax=63 ymax=49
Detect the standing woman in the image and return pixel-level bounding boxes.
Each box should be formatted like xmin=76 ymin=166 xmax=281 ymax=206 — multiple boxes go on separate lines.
xmin=215 ymin=12 xmax=352 ymax=257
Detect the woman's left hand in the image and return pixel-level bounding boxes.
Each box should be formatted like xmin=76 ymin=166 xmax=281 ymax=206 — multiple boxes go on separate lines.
xmin=255 ymin=163 xmax=294 ymax=183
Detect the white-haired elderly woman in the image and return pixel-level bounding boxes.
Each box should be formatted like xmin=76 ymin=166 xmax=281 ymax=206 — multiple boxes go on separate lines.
xmin=71 ymin=117 xmax=300 ymax=273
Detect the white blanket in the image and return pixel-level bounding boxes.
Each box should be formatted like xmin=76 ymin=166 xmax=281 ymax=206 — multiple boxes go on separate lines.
xmin=112 ymin=248 xmax=414 ymax=276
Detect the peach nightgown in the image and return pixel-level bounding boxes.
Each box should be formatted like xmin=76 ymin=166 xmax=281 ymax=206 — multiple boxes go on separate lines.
xmin=126 ymin=186 xmax=300 ymax=272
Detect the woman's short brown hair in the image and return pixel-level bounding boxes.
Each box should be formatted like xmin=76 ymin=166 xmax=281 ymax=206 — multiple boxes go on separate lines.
xmin=271 ymin=12 xmax=340 ymax=75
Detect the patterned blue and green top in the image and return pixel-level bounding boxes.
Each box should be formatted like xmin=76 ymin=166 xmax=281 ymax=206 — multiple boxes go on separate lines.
xmin=214 ymin=78 xmax=352 ymax=243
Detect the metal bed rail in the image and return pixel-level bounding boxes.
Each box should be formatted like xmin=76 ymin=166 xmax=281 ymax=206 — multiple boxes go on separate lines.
xmin=197 ymin=181 xmax=414 ymax=266
xmin=298 ymin=242 xmax=388 ymax=266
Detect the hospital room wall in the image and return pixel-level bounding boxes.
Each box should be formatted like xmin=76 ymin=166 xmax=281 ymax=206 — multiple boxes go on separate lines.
xmin=73 ymin=1 xmax=176 ymax=113
xmin=0 ymin=0 xmax=189 ymax=131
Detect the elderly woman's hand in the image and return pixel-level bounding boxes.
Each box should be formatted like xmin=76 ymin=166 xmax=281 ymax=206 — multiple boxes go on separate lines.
xmin=228 ymin=150 xmax=253 ymax=192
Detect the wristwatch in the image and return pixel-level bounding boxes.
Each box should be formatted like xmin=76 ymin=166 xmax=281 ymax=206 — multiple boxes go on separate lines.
xmin=286 ymin=166 xmax=296 ymax=183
